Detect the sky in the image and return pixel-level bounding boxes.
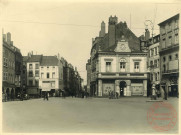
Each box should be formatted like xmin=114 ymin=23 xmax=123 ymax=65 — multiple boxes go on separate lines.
xmin=0 ymin=0 xmax=180 ymax=84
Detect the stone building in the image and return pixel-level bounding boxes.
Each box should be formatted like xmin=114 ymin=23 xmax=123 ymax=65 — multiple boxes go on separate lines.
xmin=88 ymin=16 xmax=148 ymax=97
xmin=86 ymin=59 xmax=91 ymax=95
xmin=26 ymin=54 xmax=42 ymax=96
xmin=2 ymin=32 xmax=23 ymax=98
xmin=158 ymin=14 xmax=179 ymax=97
xmin=39 ymin=56 xmax=61 ymax=96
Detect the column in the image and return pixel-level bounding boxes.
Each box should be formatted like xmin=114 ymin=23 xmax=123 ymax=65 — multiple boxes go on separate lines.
xmin=98 ymin=80 xmax=102 ymax=96
xmin=143 ymin=80 xmax=147 ymax=96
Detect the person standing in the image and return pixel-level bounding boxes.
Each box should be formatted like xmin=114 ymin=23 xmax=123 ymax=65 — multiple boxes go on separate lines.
xmin=46 ymin=92 xmax=49 ymax=100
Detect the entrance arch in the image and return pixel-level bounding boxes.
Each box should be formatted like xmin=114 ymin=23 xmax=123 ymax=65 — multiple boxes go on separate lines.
xmin=120 ymin=81 xmax=127 ymax=96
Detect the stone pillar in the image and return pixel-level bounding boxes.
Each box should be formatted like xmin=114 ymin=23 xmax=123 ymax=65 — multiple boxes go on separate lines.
xmin=98 ymin=80 xmax=102 ymax=96
xmin=143 ymin=80 xmax=147 ymax=96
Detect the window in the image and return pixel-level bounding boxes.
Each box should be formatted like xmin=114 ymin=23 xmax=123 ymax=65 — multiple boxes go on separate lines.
xmin=155 ymin=73 xmax=157 ymax=81
xmin=47 ymin=66 xmax=49 ymax=70
xmin=168 ymin=36 xmax=172 ymax=46
xmin=162 ymin=38 xmax=166 ymax=48
xmin=41 ymin=67 xmax=44 ymax=70
xmin=151 ymin=49 xmax=154 ymax=56
xmin=47 ymin=73 xmax=50 ymax=78
xmin=169 ymin=55 xmax=172 ymax=61
xmin=35 ymin=80 xmax=39 ymax=86
xmin=52 ymin=72 xmax=55 ymax=78
xmin=157 ymin=72 xmax=159 ymax=81
xmin=35 ymin=70 xmax=39 ymax=77
xmin=106 ymin=62 xmax=111 ymax=72
xmin=155 ymin=47 xmax=157 ymax=55
xmin=29 ymin=80 xmax=33 ymax=86
xmin=35 ymin=64 xmax=39 ymax=69
xmin=120 ymin=62 xmax=126 ymax=72
xmin=134 ymin=62 xmax=140 ymax=72
xmin=175 ymin=34 xmax=179 ymax=43
xmin=175 ymin=54 xmax=178 ymax=60
xmin=29 ymin=70 xmax=33 ymax=77
xmin=154 ymin=60 xmax=157 ymax=68
xmin=157 ymin=59 xmax=159 ymax=67
xmin=163 ymin=57 xmax=166 ymax=62
xmin=163 ymin=64 xmax=166 ymax=73
xmin=29 ymin=64 xmax=33 ymax=69
xmin=175 ymin=20 xmax=178 ymax=28
xmin=150 ymin=61 xmax=153 ymax=67
xmin=41 ymin=73 xmax=44 ymax=78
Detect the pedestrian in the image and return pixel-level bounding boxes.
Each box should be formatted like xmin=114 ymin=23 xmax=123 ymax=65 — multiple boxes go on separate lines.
xmin=44 ymin=92 xmax=46 ymax=100
xmin=152 ymin=88 xmax=156 ymax=100
xmin=164 ymin=89 xmax=167 ymax=100
xmin=4 ymin=92 xmax=7 ymax=102
xmin=46 ymin=92 xmax=49 ymax=100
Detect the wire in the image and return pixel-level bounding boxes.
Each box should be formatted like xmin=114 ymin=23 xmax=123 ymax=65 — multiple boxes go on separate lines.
xmin=1 ymin=19 xmax=160 ymax=30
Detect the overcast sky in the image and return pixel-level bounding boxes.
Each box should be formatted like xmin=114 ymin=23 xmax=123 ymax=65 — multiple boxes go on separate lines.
xmin=0 ymin=0 xmax=180 ymax=84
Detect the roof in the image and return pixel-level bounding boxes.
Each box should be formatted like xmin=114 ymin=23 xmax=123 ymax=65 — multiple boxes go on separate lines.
xmin=41 ymin=56 xmax=58 ymax=66
xmin=158 ymin=14 xmax=179 ymax=26
xmin=27 ymin=55 xmax=42 ymax=62
xmin=23 ymin=56 xmax=29 ymax=62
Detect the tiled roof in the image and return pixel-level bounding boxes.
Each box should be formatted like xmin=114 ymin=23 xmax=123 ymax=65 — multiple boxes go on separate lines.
xmin=41 ymin=56 xmax=58 ymax=66
xmin=27 ymin=55 xmax=42 ymax=62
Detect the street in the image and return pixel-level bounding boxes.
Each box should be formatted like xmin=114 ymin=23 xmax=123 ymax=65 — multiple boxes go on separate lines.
xmin=3 ymin=97 xmax=178 ymax=133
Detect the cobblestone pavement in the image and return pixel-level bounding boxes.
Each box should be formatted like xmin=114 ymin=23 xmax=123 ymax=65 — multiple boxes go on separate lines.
xmin=2 ymin=97 xmax=178 ymax=133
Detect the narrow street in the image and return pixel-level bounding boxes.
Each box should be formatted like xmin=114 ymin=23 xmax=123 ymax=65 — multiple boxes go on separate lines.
xmin=3 ymin=97 xmax=178 ymax=133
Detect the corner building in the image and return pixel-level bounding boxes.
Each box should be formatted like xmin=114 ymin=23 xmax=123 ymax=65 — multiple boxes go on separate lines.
xmin=89 ymin=16 xmax=148 ymax=97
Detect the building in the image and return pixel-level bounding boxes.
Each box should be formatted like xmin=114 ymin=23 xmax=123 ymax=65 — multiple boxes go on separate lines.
xmin=26 ymin=53 xmax=42 ymax=97
xmin=86 ymin=59 xmax=91 ymax=95
xmin=2 ymin=33 xmax=16 ymax=98
xmin=147 ymin=35 xmax=160 ymax=96
xmin=158 ymin=14 xmax=179 ymax=97
xmin=88 ymin=16 xmax=148 ymax=97
xmin=2 ymin=32 xmax=23 ymax=98
xmin=39 ymin=56 xmax=61 ymax=96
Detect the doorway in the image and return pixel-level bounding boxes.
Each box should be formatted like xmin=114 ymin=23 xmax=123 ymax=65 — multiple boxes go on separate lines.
xmin=120 ymin=81 xmax=126 ymax=96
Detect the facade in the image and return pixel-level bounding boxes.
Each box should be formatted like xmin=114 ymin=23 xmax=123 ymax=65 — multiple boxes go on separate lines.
xmin=2 ymin=33 xmax=16 ymax=97
xmin=88 ymin=16 xmax=148 ymax=97
xmin=2 ymin=32 xmax=23 ymax=98
xmin=86 ymin=59 xmax=91 ymax=95
xmin=158 ymin=14 xmax=179 ymax=97
xmin=39 ymin=56 xmax=60 ymax=96
xmin=26 ymin=54 xmax=42 ymax=96
xmin=147 ymin=35 xmax=160 ymax=95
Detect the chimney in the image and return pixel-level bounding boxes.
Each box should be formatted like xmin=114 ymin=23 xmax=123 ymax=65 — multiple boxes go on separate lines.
xmin=7 ymin=32 xmax=11 ymax=45
xmin=10 ymin=41 xmax=13 ymax=46
xmin=3 ymin=34 xmax=6 ymax=42
xmin=99 ymin=21 xmax=105 ymax=37
xmin=145 ymin=29 xmax=150 ymax=41
xmin=108 ymin=15 xmax=118 ymax=47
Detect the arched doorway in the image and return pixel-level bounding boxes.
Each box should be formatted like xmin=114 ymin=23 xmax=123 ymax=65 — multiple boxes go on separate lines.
xmin=120 ymin=81 xmax=126 ymax=96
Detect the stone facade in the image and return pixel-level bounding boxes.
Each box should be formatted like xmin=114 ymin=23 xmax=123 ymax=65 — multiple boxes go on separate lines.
xmin=158 ymin=14 xmax=179 ymax=97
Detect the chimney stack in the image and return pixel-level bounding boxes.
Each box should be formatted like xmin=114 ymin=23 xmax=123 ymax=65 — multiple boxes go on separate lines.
xmin=7 ymin=32 xmax=11 ymax=45
xmin=99 ymin=21 xmax=105 ymax=37
xmin=3 ymin=34 xmax=6 ymax=42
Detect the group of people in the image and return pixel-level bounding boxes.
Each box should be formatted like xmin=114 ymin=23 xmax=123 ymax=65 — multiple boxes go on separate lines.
xmin=151 ymin=87 xmax=167 ymax=100
xmin=109 ymin=91 xmax=119 ymax=99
